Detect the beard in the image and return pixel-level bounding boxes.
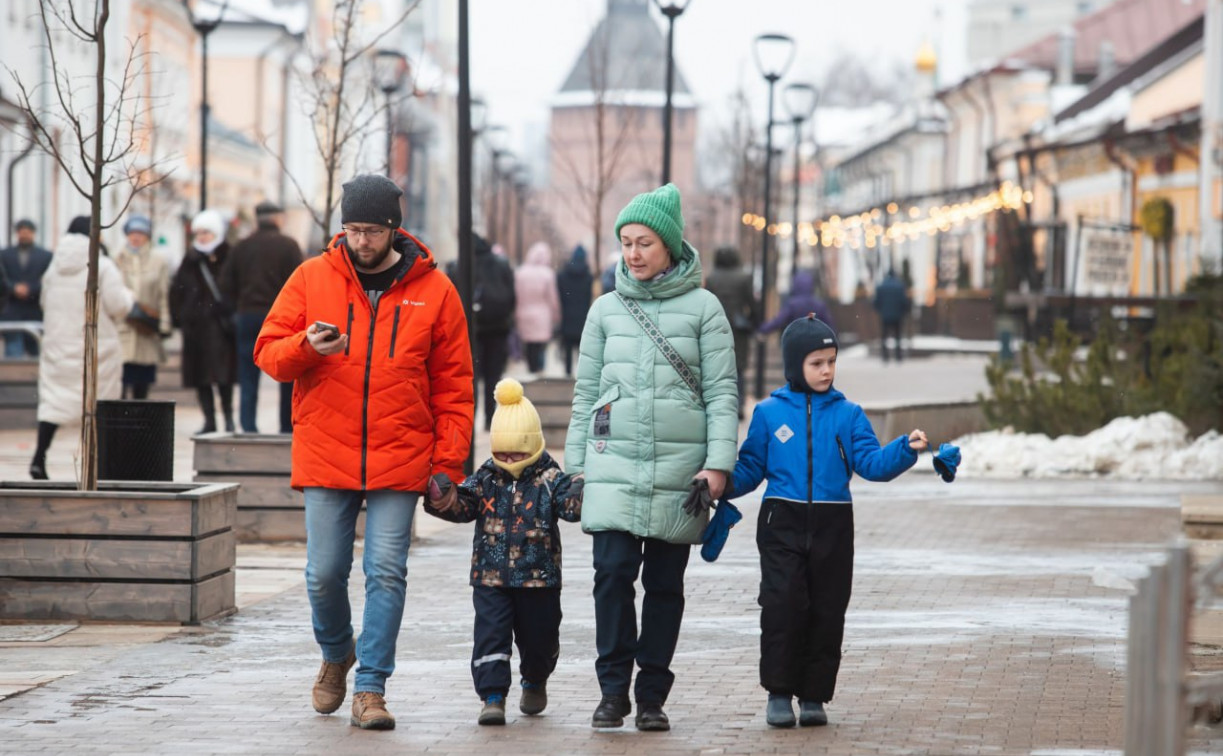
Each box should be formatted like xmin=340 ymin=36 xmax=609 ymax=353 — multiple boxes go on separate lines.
xmin=347 ymin=235 xmax=395 ymax=272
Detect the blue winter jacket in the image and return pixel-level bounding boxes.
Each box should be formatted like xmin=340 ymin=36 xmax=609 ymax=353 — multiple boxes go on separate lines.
xmin=730 ymin=385 xmax=917 ymax=504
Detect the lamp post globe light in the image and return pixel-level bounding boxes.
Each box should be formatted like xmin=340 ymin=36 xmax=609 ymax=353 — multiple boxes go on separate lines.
xmin=653 ymin=0 xmax=691 ymax=185
xmin=752 ymin=32 xmax=795 ymax=400
xmin=373 ymin=49 xmax=409 ymax=176
xmin=783 ymin=82 xmax=818 ymax=294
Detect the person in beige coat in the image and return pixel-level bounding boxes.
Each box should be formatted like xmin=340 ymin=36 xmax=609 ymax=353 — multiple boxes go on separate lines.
xmin=114 ymin=214 xmax=171 ymax=399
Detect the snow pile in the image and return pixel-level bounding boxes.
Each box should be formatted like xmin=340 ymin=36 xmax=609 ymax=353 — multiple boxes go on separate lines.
xmin=954 ymin=413 xmax=1223 ymax=480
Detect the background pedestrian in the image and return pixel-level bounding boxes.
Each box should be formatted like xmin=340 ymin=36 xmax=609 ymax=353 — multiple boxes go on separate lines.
xmin=170 ymin=209 xmax=237 ymax=434
xmin=114 ymin=213 xmax=170 ymax=399
xmin=220 ymin=200 xmax=302 ymax=433
xmin=31 ymin=216 xmax=133 ymax=479
xmin=704 ymin=245 xmax=757 ymax=417
xmin=873 ymin=269 xmax=910 ymax=363
xmin=556 ymin=244 xmax=593 ymax=377
xmin=513 ymin=241 xmax=559 ymax=376
xmin=0 ymin=219 xmax=50 ymax=358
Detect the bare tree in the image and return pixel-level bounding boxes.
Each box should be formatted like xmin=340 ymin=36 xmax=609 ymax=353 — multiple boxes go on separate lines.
xmin=549 ymin=22 xmax=646 ymax=275
xmin=273 ymin=0 xmax=419 ymax=245
xmin=819 ymin=51 xmax=912 ymax=108
xmin=8 ymin=0 xmax=170 ymax=490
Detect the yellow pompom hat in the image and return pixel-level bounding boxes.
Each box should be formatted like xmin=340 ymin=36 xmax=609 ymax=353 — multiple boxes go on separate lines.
xmin=489 ymin=378 xmax=545 ymax=477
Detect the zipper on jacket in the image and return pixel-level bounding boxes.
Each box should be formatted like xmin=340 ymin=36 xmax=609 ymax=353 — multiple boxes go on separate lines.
xmin=836 ymin=435 xmax=851 ymax=478
xmin=344 ymin=303 xmax=355 ymax=357
xmin=807 ymin=395 xmax=814 ymax=506
xmin=359 ymin=299 xmax=379 ymax=488
xmin=388 ymin=305 xmax=401 ymax=358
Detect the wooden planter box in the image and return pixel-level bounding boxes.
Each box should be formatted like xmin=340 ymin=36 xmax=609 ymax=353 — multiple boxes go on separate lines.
xmin=863 ymin=400 xmax=986 ymax=447
xmin=0 ymin=358 xmax=38 ymax=430
xmin=193 ymin=433 xmax=365 ymax=543
xmin=526 ymin=378 xmax=574 ymax=450
xmin=0 ymin=480 xmax=238 ymax=624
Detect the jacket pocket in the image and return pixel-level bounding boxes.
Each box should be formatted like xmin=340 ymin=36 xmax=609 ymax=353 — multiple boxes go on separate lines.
xmin=835 ymin=435 xmax=851 ymax=478
xmin=388 ymin=305 xmax=401 ymax=358
xmin=592 ymin=384 xmax=621 ymax=409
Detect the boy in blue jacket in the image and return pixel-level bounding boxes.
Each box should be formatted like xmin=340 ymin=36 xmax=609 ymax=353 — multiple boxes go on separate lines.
xmin=426 ymin=378 xmax=584 ymax=726
xmin=728 ymin=315 xmax=927 ymax=728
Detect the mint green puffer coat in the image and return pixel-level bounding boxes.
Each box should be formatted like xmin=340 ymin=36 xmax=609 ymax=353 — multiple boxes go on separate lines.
xmin=565 ymin=241 xmax=740 ymax=544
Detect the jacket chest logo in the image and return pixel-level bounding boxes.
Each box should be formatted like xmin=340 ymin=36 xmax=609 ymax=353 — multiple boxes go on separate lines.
xmin=775 ymin=424 xmax=794 ymax=443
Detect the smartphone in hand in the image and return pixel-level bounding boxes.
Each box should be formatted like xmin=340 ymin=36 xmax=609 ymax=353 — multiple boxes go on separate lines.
xmin=314 ymin=321 xmax=341 ymax=341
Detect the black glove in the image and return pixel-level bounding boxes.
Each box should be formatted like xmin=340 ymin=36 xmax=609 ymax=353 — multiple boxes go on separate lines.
xmin=567 ymin=476 xmax=585 ymax=500
xmin=682 ymin=478 xmax=713 ymax=518
xmin=428 ymin=473 xmax=453 ymax=502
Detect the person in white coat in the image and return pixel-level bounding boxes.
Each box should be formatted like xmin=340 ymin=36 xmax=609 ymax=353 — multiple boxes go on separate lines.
xmin=30 ymin=216 xmax=135 ymax=479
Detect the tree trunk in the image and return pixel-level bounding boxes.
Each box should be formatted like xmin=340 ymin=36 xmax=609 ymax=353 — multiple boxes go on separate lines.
xmin=79 ymin=0 xmax=111 ymax=492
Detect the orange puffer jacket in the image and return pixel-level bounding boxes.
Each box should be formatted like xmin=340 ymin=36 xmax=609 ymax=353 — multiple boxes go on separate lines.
xmin=254 ymin=231 xmax=474 ymax=491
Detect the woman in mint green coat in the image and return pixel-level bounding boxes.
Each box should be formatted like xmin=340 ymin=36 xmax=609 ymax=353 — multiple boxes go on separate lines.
xmin=565 ymin=184 xmax=739 ymax=732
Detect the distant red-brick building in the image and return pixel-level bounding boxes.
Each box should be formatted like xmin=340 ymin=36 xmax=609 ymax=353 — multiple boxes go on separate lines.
xmin=544 ymin=0 xmax=699 ymax=277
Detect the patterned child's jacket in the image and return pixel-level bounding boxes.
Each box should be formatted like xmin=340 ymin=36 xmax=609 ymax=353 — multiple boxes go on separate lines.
xmin=425 ymin=451 xmax=582 ymax=588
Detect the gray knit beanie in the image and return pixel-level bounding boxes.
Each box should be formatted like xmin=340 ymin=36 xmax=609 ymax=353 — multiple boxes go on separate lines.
xmin=341 ymin=174 xmax=402 ymax=228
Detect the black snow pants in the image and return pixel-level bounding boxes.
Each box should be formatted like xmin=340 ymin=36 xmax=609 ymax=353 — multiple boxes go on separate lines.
xmin=756 ymin=499 xmax=854 ymax=703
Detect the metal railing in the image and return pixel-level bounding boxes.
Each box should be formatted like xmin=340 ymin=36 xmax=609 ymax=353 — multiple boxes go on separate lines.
xmin=1126 ymin=540 xmax=1223 ymax=755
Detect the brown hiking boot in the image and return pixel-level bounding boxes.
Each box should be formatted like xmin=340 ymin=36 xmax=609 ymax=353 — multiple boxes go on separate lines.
xmin=351 ymin=691 xmax=396 ymax=730
xmin=311 ymin=649 xmax=356 ymax=714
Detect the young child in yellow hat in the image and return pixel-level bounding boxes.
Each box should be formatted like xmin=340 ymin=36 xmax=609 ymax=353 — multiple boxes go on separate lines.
xmin=425 ymin=378 xmax=584 ymax=725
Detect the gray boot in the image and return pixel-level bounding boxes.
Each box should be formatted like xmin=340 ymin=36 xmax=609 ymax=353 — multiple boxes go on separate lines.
xmin=799 ymin=700 xmax=828 ymax=727
xmin=766 ymin=694 xmax=795 ymax=728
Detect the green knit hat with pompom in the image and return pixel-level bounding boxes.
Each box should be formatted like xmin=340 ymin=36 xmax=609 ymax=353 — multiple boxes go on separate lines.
xmin=614 ymin=183 xmax=684 ymax=259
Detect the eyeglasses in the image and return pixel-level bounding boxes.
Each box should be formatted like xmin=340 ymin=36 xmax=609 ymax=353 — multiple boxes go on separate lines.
xmin=342 ymin=226 xmax=390 ymax=240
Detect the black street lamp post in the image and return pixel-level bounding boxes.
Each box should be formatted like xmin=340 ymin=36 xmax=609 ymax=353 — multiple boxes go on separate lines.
xmin=373 ymin=49 xmax=408 ymax=177
xmin=752 ymin=33 xmax=795 ymax=399
xmin=457 ymin=0 xmax=475 ymax=473
xmin=783 ymin=82 xmax=818 ymax=293
xmin=188 ymin=0 xmax=230 ymax=212
xmin=653 ymin=0 xmax=691 ymax=185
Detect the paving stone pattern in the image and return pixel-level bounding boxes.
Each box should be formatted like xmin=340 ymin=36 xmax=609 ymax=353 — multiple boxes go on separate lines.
xmin=3 ymin=477 xmax=1223 ymax=755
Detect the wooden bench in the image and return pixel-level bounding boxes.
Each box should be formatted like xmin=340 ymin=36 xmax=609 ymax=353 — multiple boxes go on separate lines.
xmin=0 ymin=480 xmax=238 ymax=624
xmin=193 ymin=433 xmax=366 ymax=542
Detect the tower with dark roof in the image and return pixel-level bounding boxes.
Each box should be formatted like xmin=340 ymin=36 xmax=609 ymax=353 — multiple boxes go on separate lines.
xmin=545 ymin=0 xmax=698 ymax=267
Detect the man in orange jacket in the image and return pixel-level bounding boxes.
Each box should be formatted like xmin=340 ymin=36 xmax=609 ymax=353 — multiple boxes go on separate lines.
xmin=255 ymin=174 xmax=474 ymax=731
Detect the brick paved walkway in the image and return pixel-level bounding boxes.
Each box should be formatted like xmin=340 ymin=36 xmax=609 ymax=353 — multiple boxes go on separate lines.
xmin=4 ymin=475 xmax=1223 ymax=755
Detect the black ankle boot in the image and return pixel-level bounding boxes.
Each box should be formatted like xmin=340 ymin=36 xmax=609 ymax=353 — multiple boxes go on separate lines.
xmin=591 ymin=695 xmax=631 ymax=728
xmin=29 ymin=459 xmax=47 ymax=480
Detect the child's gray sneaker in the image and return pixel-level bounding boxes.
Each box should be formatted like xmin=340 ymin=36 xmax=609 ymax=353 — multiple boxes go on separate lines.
xmin=798 ymin=700 xmax=828 ymax=727
xmin=520 ymin=680 xmax=547 ymax=715
xmin=766 ymin=694 xmax=796 ymax=728
xmin=479 ymin=693 xmax=506 ymax=726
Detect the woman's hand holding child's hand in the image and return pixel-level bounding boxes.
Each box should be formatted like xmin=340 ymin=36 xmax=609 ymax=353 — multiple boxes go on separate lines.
xmin=908 ymin=429 xmax=929 ymax=452
xmin=693 ymin=469 xmax=727 ymax=499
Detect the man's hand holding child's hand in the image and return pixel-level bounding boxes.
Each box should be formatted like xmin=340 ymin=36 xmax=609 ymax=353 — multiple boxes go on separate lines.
xmin=428 ymin=473 xmax=457 ymax=512
xmin=908 ymin=429 xmax=929 ymax=452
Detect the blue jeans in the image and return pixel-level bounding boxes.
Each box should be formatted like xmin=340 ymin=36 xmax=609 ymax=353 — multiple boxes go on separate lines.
xmin=4 ymin=332 xmax=36 ymax=358
xmin=235 ymin=311 xmax=293 ymax=433
xmin=304 ymin=487 xmax=418 ymax=694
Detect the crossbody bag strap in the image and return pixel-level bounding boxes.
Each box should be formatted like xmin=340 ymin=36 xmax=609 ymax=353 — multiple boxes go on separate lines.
xmin=197 ymin=261 xmax=225 ymax=306
xmin=616 ymin=292 xmax=703 ymax=407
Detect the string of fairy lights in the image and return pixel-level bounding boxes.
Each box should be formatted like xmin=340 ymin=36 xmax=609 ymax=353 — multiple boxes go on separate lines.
xmin=741 ymin=181 xmax=1034 ymax=252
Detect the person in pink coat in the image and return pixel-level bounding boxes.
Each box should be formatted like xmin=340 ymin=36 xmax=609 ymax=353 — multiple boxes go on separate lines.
xmin=514 ymin=242 xmax=560 ymax=375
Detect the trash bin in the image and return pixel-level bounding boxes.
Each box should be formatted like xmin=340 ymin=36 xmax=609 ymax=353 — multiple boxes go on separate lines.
xmin=97 ymin=399 xmax=175 ymax=481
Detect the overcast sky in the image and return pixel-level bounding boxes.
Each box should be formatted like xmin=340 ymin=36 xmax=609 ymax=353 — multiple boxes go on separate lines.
xmin=468 ymin=0 xmax=969 ymax=172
